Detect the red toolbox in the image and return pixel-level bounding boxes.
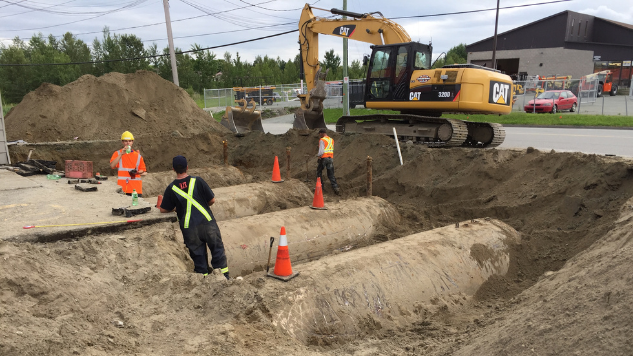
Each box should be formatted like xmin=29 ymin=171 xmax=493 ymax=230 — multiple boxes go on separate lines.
xmin=65 ymin=160 xmax=93 ymax=178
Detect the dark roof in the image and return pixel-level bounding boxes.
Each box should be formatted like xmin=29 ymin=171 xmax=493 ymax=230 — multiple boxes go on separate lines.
xmin=467 ymin=10 xmax=633 ymax=47
xmin=467 ymin=10 xmax=568 ymax=47
xmin=601 ymin=18 xmax=633 ymax=30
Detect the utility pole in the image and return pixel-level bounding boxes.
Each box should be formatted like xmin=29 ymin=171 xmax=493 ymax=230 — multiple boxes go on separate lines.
xmin=163 ymin=0 xmax=179 ymax=86
xmin=342 ymin=0 xmax=349 ymax=116
xmin=491 ymin=0 xmax=500 ymax=70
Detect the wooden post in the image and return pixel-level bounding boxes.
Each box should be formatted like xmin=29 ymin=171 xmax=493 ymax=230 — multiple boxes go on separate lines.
xmin=223 ymin=140 xmax=228 ymax=166
xmin=286 ymin=147 xmax=291 ymax=180
xmin=367 ymin=156 xmax=373 ymax=197
xmin=304 ymin=154 xmax=310 ymax=182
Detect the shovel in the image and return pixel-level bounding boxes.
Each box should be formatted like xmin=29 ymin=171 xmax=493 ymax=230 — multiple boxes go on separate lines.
xmin=266 ymin=236 xmax=275 ymax=274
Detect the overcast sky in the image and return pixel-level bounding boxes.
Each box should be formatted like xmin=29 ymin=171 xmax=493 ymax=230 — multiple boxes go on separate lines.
xmin=0 ymin=0 xmax=631 ymax=65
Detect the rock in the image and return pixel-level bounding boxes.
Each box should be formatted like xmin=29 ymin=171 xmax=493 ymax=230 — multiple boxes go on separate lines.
xmin=131 ymin=108 xmax=146 ymax=120
xmin=113 ymin=320 xmax=124 ymax=328
xmin=526 ymin=147 xmax=535 ymax=153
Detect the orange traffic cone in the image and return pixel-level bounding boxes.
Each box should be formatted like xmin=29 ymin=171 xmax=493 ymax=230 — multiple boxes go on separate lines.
xmin=310 ymin=177 xmax=327 ymax=210
xmin=271 ymin=156 xmax=284 ymax=183
xmin=268 ymin=226 xmax=299 ymax=281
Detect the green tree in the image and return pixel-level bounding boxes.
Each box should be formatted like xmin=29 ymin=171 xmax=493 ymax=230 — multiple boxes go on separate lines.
xmin=432 ymin=43 xmax=467 ymax=69
xmin=321 ymin=49 xmax=341 ymax=80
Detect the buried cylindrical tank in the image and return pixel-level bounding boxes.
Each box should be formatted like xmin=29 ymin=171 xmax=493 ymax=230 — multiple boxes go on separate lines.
xmin=219 ymin=196 xmax=401 ymax=276
xmin=210 ymin=180 xmax=312 ymax=221
xmin=142 ymin=166 xmax=246 ymax=197
xmin=259 ymin=218 xmax=519 ymax=345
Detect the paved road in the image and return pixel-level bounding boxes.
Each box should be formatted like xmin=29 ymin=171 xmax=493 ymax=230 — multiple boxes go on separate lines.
xmin=500 ymin=126 xmax=633 ymax=157
xmin=261 ymin=115 xmax=633 ymax=158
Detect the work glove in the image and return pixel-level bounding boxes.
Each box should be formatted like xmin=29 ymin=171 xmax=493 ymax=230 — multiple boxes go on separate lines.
xmin=129 ymin=169 xmax=138 ymax=179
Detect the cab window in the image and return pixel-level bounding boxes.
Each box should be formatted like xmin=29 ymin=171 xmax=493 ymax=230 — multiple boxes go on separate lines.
xmin=395 ymin=46 xmax=408 ymax=80
xmin=414 ymin=51 xmax=430 ymax=70
xmin=370 ymin=49 xmax=391 ymax=78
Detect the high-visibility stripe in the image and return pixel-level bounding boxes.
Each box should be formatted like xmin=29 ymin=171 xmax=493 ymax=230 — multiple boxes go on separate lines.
xmin=171 ymin=177 xmax=212 ymax=228
xmin=117 ymin=151 xmax=142 ymax=172
xmin=220 ymin=267 xmax=229 ymax=274
xmin=320 ymin=136 xmax=334 ymax=158
xmin=118 ymin=177 xmax=142 ymax=182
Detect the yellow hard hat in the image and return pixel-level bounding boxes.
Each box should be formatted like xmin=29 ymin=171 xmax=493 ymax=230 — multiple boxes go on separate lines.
xmin=121 ymin=131 xmax=134 ymax=140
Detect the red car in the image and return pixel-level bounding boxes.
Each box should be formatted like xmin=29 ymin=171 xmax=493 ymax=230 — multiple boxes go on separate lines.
xmin=524 ymin=90 xmax=578 ymax=114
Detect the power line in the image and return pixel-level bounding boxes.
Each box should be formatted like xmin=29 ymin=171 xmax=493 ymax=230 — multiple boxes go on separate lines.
xmin=141 ymin=21 xmax=295 ymax=42
xmin=236 ymin=0 xmax=320 ymax=11
xmin=75 ymin=0 xmax=574 ymax=44
xmin=0 ymin=0 xmax=80 ymax=20
xmin=46 ymin=0 xmax=285 ymax=38
xmin=391 ymin=0 xmax=573 ymax=20
xmin=0 ymin=29 xmax=298 ymax=66
xmin=1 ymin=0 xmax=150 ymax=32
xmin=1 ymin=0 xmax=145 ymax=15
xmin=0 ymin=0 xmax=575 ymax=61
xmin=0 ymin=0 xmax=28 ymax=9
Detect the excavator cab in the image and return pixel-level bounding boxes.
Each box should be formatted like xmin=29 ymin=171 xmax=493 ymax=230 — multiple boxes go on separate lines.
xmin=365 ymin=42 xmax=432 ymax=104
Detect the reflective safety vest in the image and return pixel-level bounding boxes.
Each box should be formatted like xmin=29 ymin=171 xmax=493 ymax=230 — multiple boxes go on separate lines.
xmin=320 ymin=136 xmax=334 ymax=158
xmin=115 ymin=150 xmax=144 ymax=194
xmin=171 ymin=178 xmax=212 ymax=229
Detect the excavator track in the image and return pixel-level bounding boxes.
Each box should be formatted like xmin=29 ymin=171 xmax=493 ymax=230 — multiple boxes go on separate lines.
xmin=461 ymin=122 xmax=506 ymax=148
xmin=336 ymin=114 xmax=469 ymax=147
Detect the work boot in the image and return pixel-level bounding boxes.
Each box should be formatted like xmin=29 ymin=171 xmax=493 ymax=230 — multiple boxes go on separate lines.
xmin=334 ymin=188 xmax=340 ymax=195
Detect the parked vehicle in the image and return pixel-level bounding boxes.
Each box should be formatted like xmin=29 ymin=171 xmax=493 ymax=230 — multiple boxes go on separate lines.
xmin=233 ymin=87 xmax=278 ymax=105
xmin=524 ymin=90 xmax=577 ymax=114
xmin=569 ymin=70 xmax=617 ymax=97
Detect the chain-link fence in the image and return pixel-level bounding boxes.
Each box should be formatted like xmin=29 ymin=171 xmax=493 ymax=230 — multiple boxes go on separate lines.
xmin=513 ymin=79 xmax=632 ymax=116
xmin=203 ymin=82 xmax=364 ymax=110
xmin=204 ymin=84 xmax=309 ymax=110
xmin=204 ymin=79 xmax=631 ymax=116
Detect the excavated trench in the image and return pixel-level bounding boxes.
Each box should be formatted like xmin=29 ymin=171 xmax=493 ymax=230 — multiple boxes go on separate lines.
xmin=4 ymin=134 xmax=633 ymax=355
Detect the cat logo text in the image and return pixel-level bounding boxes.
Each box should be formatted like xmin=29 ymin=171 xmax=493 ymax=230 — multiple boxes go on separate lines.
xmin=488 ymin=81 xmax=511 ymax=106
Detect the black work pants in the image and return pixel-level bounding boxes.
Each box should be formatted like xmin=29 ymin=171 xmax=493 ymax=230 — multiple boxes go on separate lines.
xmin=316 ymin=157 xmax=339 ymax=190
xmin=180 ymin=220 xmax=228 ymax=274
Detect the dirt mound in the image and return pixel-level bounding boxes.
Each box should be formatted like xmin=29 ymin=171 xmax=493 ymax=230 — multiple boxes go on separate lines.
xmin=5 ymin=71 xmax=229 ymax=143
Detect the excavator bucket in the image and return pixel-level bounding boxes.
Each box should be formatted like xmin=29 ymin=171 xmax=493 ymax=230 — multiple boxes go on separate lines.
xmin=220 ymin=99 xmax=264 ymax=136
xmin=293 ymin=110 xmax=327 ymax=131
xmin=294 ymin=68 xmax=328 ymax=133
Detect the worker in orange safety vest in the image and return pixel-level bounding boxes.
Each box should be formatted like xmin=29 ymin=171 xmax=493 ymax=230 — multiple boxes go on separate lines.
xmin=315 ymin=128 xmax=340 ymax=195
xmin=110 ymin=131 xmax=147 ymax=196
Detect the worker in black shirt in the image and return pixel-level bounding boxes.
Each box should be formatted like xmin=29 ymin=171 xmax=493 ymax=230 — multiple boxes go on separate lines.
xmin=159 ymin=155 xmax=229 ymax=279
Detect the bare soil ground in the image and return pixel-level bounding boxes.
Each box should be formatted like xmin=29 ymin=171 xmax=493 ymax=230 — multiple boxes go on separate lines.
xmin=3 ymin=72 xmax=633 ymax=355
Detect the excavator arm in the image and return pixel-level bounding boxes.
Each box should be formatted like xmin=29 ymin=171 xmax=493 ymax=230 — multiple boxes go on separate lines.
xmin=294 ymin=4 xmax=411 ymax=130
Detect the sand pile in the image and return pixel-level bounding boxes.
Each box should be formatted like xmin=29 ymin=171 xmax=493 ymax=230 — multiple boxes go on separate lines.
xmin=5 ymin=71 xmax=229 ymax=142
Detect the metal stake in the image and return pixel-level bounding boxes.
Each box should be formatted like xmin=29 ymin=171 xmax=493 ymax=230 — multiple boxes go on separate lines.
xmin=367 ymin=156 xmax=373 ymax=197
xmin=286 ymin=147 xmax=291 ymax=180
xmin=223 ymin=140 xmax=228 ymax=166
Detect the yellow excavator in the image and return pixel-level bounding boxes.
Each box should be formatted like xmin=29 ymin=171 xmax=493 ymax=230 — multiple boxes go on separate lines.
xmin=296 ymin=4 xmax=512 ymax=147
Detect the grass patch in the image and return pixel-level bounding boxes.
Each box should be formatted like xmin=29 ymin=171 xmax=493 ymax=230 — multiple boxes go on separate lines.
xmin=2 ymin=103 xmax=16 ymax=117
xmin=213 ymin=110 xmax=224 ymax=123
xmin=322 ymin=108 xmax=633 ymax=127
xmin=445 ymin=112 xmax=633 ymax=127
